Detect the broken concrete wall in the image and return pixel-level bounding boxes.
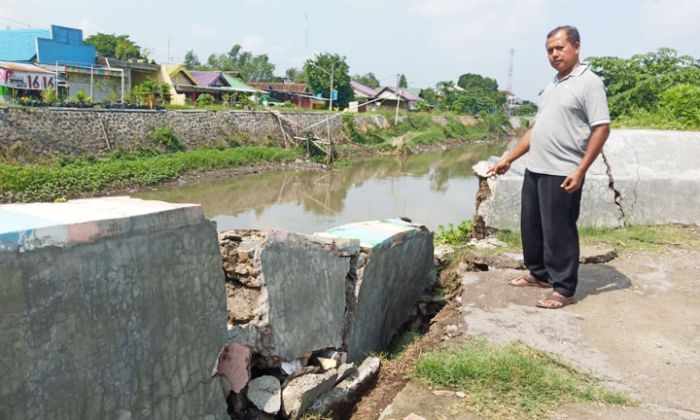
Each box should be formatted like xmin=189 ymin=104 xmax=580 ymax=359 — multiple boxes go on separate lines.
xmin=0 ymin=197 xmax=227 ymax=419
xmin=474 ymin=129 xmax=700 ymax=231
xmin=219 ymin=219 xmax=434 ymax=418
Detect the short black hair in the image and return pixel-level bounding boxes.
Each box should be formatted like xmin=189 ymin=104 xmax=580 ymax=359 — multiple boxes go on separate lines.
xmin=547 ymin=25 xmax=580 ymax=45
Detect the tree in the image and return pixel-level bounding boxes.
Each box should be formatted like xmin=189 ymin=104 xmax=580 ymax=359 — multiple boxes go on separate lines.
xmin=398 ymin=74 xmax=408 ymax=88
xmin=457 ymin=73 xmax=499 ymax=92
xmin=304 ymin=53 xmax=353 ymax=109
xmin=588 ymin=48 xmax=700 ymax=117
xmin=84 ymin=33 xmax=142 ymax=60
xmin=419 ymin=87 xmax=437 ymax=107
xmin=203 ymin=44 xmax=275 ymax=81
xmin=184 ymin=50 xmax=201 ymax=70
xmin=285 ymin=67 xmax=307 ymax=83
xmin=352 ymin=72 xmax=380 ymax=89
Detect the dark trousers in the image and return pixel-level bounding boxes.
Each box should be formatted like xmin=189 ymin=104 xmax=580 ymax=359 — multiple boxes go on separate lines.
xmin=521 ymin=169 xmax=583 ymax=298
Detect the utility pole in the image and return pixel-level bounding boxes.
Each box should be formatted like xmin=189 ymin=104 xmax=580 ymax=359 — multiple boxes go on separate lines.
xmin=394 ymin=74 xmax=401 ymax=125
xmin=329 ymin=64 xmax=334 ymax=111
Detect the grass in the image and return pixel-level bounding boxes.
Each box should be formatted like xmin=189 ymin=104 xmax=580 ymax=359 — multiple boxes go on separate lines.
xmin=414 ymin=339 xmax=632 ymax=419
xmin=376 ymin=331 xmax=423 ymax=361
xmin=612 ymin=108 xmax=700 ymax=131
xmin=0 ymin=146 xmax=301 ymax=202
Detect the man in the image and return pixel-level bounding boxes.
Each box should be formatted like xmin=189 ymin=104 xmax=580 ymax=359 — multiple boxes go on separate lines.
xmin=488 ymin=26 xmax=610 ymax=309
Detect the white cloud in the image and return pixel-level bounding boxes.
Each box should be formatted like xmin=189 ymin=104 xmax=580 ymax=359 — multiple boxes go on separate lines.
xmin=638 ymin=0 xmax=700 ymax=54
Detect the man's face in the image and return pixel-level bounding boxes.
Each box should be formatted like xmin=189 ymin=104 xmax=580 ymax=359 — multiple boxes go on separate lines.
xmin=546 ymin=30 xmax=580 ymax=76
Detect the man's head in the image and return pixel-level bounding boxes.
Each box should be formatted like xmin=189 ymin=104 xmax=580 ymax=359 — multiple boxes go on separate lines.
xmin=546 ymin=25 xmax=581 ymax=78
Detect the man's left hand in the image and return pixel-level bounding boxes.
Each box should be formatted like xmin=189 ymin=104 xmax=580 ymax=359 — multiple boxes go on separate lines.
xmin=561 ymin=169 xmax=584 ymax=193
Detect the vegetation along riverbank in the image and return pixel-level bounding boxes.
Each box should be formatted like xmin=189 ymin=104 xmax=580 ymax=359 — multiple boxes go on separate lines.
xmin=0 ymin=110 xmax=510 ymax=203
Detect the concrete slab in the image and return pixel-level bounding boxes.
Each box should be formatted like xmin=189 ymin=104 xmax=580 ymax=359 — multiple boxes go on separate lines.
xmin=0 ymin=196 xmax=202 ymax=252
xmin=474 ymin=129 xmax=700 ymax=230
xmin=320 ymin=219 xmax=436 ymax=361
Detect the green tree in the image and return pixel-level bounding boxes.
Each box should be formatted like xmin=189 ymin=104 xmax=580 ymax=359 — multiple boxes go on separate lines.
xmin=457 ymin=73 xmax=499 ymax=92
xmin=587 ymin=48 xmax=700 ymax=117
xmin=419 ymin=87 xmax=438 ymax=107
xmin=204 ymin=44 xmax=275 ymax=82
xmin=184 ymin=50 xmax=201 ymax=70
xmin=399 ymin=74 xmax=408 ymax=88
xmin=85 ymin=33 xmax=142 ymax=60
xmin=304 ymin=53 xmax=353 ymax=109
xmin=352 ymin=72 xmax=380 ymax=89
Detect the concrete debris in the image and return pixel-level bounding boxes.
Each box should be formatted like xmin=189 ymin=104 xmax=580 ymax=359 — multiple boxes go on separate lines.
xmin=282 ymin=369 xmax=338 ymax=419
xmin=308 ymin=357 xmax=380 ymax=415
xmin=227 ymin=282 xmax=261 ymax=324
xmin=246 ymin=375 xmax=282 ymax=414
xmin=281 ymin=359 xmax=304 ymax=376
xmin=211 ymin=343 xmax=251 ymax=393
xmin=580 ymin=244 xmax=618 ymax=264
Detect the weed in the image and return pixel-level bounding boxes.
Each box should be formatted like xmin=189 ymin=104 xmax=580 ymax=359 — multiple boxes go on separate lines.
xmin=435 ymin=220 xmax=473 ymax=245
xmin=149 ymin=126 xmax=184 ymax=153
xmin=415 ymin=338 xmax=632 ymax=419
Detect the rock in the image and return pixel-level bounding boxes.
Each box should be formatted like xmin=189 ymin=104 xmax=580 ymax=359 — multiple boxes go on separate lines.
xmin=211 ymin=343 xmax=250 ymax=393
xmin=247 ymin=375 xmax=281 ymax=414
xmin=317 ymin=356 xmax=338 ymax=371
xmin=282 ymin=369 xmax=338 ymax=419
xmin=455 ymin=391 xmax=466 ymax=398
xmin=281 ymin=359 xmax=304 ymax=376
xmin=335 ymin=363 xmax=357 ymax=383
xmin=580 ymin=244 xmax=617 ymax=264
xmin=307 ymin=357 xmax=380 ymax=415
xmin=227 ymin=283 xmax=261 ymax=323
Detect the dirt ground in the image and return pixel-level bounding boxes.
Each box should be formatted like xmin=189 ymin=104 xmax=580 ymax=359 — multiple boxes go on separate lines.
xmin=353 ymin=242 xmax=700 ymax=419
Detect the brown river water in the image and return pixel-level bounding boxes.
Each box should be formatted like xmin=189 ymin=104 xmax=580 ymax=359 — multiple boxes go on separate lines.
xmin=135 ymin=142 xmax=505 ymax=233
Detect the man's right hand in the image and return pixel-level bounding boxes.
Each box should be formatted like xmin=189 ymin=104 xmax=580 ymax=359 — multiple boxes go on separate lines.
xmin=487 ymin=159 xmax=511 ymax=176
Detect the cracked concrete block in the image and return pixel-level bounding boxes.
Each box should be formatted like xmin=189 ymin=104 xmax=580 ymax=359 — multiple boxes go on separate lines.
xmin=308 ymin=357 xmax=380 ymax=415
xmin=474 ymin=130 xmax=700 ymax=230
xmin=263 ymin=230 xmax=359 ymax=360
xmin=0 ymin=197 xmax=227 ymax=419
xmin=282 ymin=369 xmax=339 ymax=419
xmin=319 ymin=219 xmax=436 ymax=361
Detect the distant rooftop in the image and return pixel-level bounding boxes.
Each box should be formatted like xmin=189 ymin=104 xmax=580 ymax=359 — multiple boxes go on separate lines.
xmin=351 ymin=80 xmax=379 ymax=98
xmin=0 ymin=28 xmax=51 ymax=62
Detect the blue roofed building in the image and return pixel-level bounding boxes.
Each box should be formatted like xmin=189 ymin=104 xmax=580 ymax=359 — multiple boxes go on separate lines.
xmin=0 ymin=25 xmax=132 ymax=103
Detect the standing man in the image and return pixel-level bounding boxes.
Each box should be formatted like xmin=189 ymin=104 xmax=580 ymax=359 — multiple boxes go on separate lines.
xmin=488 ymin=26 xmax=610 ymax=309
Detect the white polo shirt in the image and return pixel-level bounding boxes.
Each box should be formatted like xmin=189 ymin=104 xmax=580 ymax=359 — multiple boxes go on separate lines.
xmin=527 ymin=63 xmax=610 ymax=176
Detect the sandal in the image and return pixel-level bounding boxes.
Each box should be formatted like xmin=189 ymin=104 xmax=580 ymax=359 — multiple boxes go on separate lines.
xmin=536 ymin=292 xmax=574 ymax=309
xmin=508 ymin=274 xmax=550 ymax=289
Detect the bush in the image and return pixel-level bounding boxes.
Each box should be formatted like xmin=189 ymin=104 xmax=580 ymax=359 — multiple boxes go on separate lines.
xmin=74 ymin=90 xmax=92 ymax=104
xmin=659 ymin=84 xmax=700 ymax=127
xmin=41 ymin=89 xmax=57 ymax=104
xmin=196 ymin=93 xmax=215 ymax=106
xmin=149 ymin=126 xmax=184 ymax=153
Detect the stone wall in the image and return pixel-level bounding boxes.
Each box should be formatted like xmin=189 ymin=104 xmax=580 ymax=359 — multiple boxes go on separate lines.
xmin=0 ymin=107 xmax=388 ymax=160
xmin=0 ymin=197 xmax=228 ymax=419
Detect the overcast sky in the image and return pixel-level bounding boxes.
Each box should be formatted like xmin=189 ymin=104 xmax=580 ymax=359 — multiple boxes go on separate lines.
xmin=1 ymin=0 xmax=699 ymax=101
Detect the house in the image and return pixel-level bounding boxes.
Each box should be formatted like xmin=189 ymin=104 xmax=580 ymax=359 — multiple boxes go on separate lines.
xmin=0 ymin=61 xmax=56 ymax=103
xmin=0 ymin=25 xmax=129 ymax=103
xmin=159 ymin=65 xmax=200 ymax=105
xmin=248 ymin=82 xmax=325 ymax=109
xmin=98 ymin=57 xmax=160 ymax=95
xmin=376 ymin=86 xmax=422 ymax=111
xmin=350 ymin=80 xmax=379 ymax=112
xmin=220 ymin=72 xmax=257 ymax=96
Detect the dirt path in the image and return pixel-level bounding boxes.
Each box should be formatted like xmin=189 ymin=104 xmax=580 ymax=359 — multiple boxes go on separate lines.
xmin=364 ymin=244 xmax=700 ymax=419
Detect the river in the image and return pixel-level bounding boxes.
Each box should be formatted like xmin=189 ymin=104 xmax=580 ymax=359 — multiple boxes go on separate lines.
xmin=135 ymin=142 xmax=505 ymax=233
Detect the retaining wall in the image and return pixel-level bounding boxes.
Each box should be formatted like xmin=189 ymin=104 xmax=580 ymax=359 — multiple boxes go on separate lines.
xmin=474 ymin=129 xmax=700 ymax=230
xmin=0 ymin=107 xmax=388 ymax=160
xmin=0 ymin=197 xmax=228 ymax=419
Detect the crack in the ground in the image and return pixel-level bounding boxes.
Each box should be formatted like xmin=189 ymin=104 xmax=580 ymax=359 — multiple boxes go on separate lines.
xmin=601 ymin=151 xmax=627 ymax=226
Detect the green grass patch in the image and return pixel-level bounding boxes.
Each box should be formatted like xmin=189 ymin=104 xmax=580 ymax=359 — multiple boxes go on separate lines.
xmin=0 ymin=146 xmax=301 ymax=202
xmin=377 ymin=331 xmax=423 ymax=361
xmin=579 ymin=224 xmax=700 ymax=252
xmin=414 ymin=339 xmax=631 ymax=418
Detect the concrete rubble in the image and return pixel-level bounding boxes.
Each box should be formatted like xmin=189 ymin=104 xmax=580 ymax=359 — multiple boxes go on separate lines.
xmin=472 ymin=129 xmax=700 ymax=231
xmin=218 ymin=219 xmax=436 ymax=418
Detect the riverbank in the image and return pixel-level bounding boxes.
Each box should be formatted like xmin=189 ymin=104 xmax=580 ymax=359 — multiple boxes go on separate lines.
xmin=1 ymin=111 xmax=510 ymax=203
xmin=352 ymin=223 xmax=700 ymax=419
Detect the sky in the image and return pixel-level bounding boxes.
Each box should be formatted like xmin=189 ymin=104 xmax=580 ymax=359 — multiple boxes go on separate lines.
xmin=1 ymin=0 xmax=699 ymax=101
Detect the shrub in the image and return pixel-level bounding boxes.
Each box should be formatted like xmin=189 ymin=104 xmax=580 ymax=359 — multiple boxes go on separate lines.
xmin=41 ymin=89 xmax=57 ymax=104
xmin=149 ymin=126 xmax=184 ymax=153
xmin=659 ymin=84 xmax=700 ymax=127
xmin=196 ymin=93 xmax=215 ymax=106
xmin=74 ymin=90 xmax=92 ymax=104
